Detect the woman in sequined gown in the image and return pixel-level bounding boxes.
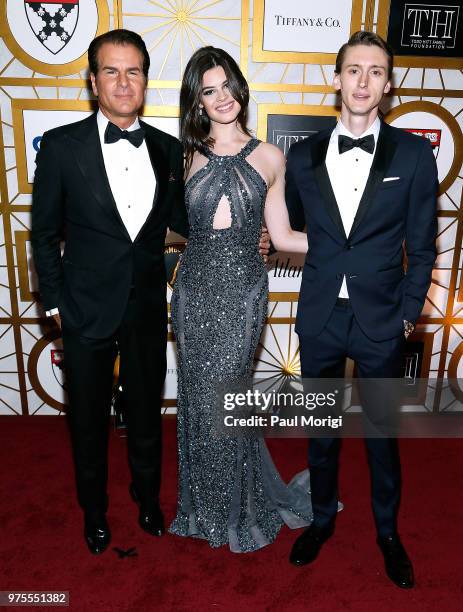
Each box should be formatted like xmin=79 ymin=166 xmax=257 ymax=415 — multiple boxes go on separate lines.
xmin=169 ymin=47 xmax=313 ymax=552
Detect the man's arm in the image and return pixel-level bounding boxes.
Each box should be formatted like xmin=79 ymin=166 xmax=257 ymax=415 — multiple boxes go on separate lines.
xmin=285 ymin=145 xmax=306 ymax=232
xmin=403 ymin=138 xmax=438 ymax=325
xmin=31 ymin=131 xmax=65 ymax=314
xmin=168 ymin=139 xmax=189 ymax=239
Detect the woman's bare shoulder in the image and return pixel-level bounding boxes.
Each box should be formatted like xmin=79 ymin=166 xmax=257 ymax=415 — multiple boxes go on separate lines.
xmin=185 ymin=149 xmax=209 ymax=181
xmin=256 ymin=142 xmax=286 ymax=172
xmin=254 ymin=141 xmax=286 ymax=182
xmin=256 ymin=141 xmax=285 ymax=165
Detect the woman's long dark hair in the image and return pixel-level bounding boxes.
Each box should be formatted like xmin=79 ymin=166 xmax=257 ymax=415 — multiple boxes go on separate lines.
xmin=180 ymin=46 xmax=251 ymax=174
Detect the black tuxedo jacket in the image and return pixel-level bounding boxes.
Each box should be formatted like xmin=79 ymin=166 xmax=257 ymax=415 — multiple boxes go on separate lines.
xmin=32 ymin=113 xmax=189 ymax=339
xmin=285 ymin=121 xmax=438 ymax=341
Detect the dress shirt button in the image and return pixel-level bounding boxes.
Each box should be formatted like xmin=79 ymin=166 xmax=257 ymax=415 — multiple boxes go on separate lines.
xmin=354 ymin=187 xmax=358 ymax=191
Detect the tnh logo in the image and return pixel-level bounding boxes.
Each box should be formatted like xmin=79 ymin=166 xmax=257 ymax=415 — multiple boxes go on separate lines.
xmin=402 ymin=4 xmax=459 ymax=49
xmin=24 ymin=0 xmax=79 ymax=54
xmin=272 ymin=131 xmax=314 ymax=156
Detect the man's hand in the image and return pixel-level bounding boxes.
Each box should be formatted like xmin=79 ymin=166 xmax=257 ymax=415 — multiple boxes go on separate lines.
xmin=53 ymin=313 xmax=62 ymax=329
xmin=259 ymin=226 xmax=271 ymax=263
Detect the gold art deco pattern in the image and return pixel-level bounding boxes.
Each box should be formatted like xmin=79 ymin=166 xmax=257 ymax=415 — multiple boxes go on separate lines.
xmin=0 ymin=0 xmax=462 ymax=415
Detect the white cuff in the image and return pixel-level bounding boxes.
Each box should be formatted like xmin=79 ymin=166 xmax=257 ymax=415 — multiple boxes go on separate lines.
xmin=46 ymin=308 xmax=59 ymax=317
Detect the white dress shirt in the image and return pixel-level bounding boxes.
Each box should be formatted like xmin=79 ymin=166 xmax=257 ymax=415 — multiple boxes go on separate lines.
xmin=97 ymin=110 xmax=156 ymax=241
xmin=325 ymin=117 xmax=380 ymax=298
xmin=45 ymin=111 xmax=156 ymax=317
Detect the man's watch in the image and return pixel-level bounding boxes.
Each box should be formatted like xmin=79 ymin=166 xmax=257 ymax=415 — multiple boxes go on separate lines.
xmin=403 ymin=320 xmax=415 ymax=338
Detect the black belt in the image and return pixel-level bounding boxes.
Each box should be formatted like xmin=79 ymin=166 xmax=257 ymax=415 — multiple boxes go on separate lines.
xmin=335 ymin=297 xmax=350 ymax=306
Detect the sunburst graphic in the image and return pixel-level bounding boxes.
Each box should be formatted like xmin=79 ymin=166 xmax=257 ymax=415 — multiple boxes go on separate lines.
xmin=121 ymin=0 xmax=241 ymax=80
xmin=253 ymin=302 xmax=301 ymax=393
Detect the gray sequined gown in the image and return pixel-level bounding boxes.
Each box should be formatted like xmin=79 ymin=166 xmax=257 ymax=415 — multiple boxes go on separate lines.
xmin=169 ymin=139 xmax=312 ymax=552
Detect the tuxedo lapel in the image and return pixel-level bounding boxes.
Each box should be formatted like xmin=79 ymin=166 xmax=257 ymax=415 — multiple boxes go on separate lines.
xmin=134 ymin=121 xmax=170 ymax=240
xmin=349 ymin=122 xmax=397 ymax=238
xmin=311 ymin=132 xmax=347 ymax=241
xmin=68 ymin=114 xmax=131 ymax=240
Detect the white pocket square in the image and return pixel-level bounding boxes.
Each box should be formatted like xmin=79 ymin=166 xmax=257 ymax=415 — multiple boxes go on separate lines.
xmin=383 ymin=176 xmax=400 ymax=182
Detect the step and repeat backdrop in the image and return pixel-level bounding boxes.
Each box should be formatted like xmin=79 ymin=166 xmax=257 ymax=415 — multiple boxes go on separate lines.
xmin=0 ymin=0 xmax=462 ymax=416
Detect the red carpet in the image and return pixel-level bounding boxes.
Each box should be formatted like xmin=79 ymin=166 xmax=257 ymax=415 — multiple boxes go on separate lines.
xmin=0 ymin=416 xmax=462 ymax=611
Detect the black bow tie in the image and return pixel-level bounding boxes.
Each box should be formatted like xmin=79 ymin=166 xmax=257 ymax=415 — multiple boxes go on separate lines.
xmin=338 ymin=134 xmax=375 ymax=155
xmin=104 ymin=122 xmax=145 ymax=147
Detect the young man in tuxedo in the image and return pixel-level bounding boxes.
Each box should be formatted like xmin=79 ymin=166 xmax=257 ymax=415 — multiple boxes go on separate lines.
xmin=31 ymin=29 xmax=191 ymax=554
xmin=285 ymin=31 xmax=437 ymax=588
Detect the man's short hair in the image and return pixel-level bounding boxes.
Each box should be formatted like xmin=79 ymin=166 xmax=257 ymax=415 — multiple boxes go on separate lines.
xmin=88 ymin=29 xmax=150 ymax=79
xmin=335 ymin=31 xmax=393 ymax=80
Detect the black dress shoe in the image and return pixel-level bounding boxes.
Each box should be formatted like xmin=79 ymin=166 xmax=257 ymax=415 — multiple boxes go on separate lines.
xmin=129 ymin=484 xmax=165 ymax=537
xmin=84 ymin=515 xmax=111 ymax=555
xmin=377 ymin=535 xmax=415 ymax=589
xmin=289 ymin=524 xmax=334 ymax=566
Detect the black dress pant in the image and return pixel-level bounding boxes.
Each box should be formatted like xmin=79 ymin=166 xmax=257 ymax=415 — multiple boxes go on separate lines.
xmin=299 ymin=300 xmax=404 ymax=538
xmin=61 ymin=293 xmax=167 ymax=516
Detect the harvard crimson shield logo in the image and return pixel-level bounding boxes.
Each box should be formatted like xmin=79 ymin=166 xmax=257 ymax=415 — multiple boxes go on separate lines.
xmin=1 ymin=0 xmax=108 ymax=75
xmin=24 ymin=0 xmax=79 ymax=54
xmin=402 ymin=128 xmax=442 ymax=161
xmin=50 ymin=349 xmax=67 ymax=391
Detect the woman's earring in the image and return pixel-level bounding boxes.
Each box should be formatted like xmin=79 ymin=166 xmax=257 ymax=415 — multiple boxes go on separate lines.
xmin=199 ymin=107 xmax=203 ymax=116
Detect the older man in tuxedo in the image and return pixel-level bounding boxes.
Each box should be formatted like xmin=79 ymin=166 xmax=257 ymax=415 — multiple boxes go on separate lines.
xmin=32 ymin=29 xmax=190 ymax=554
xmin=285 ymin=31 xmax=437 ymax=588
xmin=32 ymin=28 xmax=269 ymax=555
